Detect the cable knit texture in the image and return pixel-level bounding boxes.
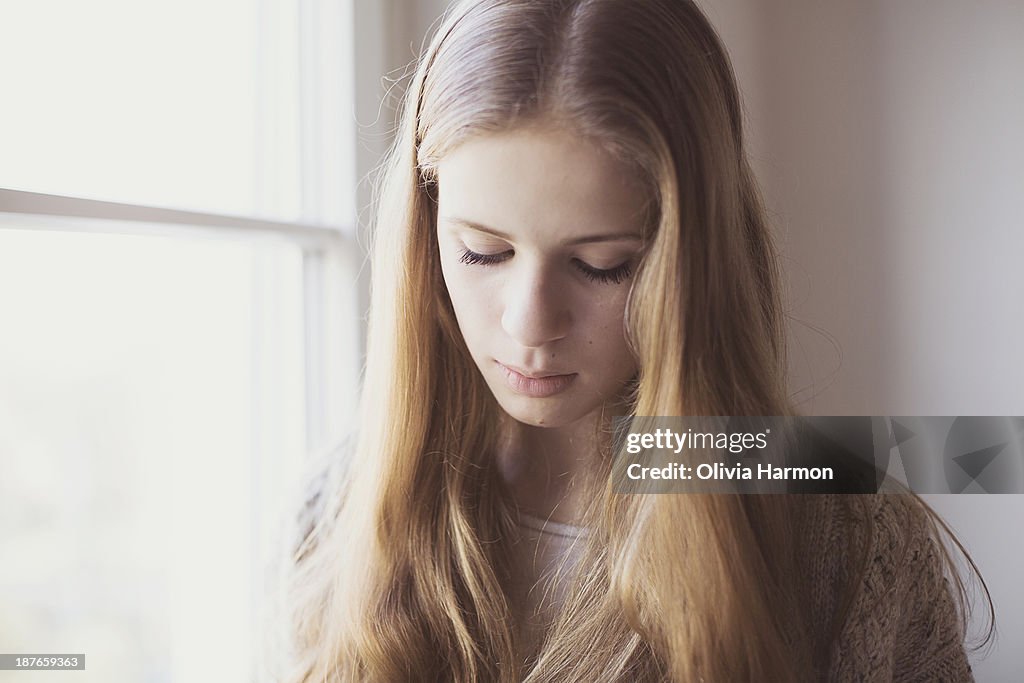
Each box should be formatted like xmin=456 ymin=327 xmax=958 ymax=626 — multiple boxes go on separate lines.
xmin=799 ymin=495 xmax=974 ymax=682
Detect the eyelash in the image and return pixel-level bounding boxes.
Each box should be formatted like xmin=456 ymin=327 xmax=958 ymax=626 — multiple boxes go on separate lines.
xmin=457 ymin=248 xmax=633 ymax=285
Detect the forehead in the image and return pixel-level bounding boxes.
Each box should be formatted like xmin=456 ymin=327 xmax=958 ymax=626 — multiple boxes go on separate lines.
xmin=435 ymin=127 xmax=648 ymax=242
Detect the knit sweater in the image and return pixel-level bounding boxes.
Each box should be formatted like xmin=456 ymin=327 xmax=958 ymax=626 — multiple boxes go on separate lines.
xmin=798 ymin=494 xmax=974 ymax=682
xmin=293 ymin=450 xmax=975 ymax=681
xmin=499 ymin=495 xmax=974 ymax=682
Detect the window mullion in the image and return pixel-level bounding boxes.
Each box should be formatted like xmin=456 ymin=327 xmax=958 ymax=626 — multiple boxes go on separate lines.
xmin=0 ymin=188 xmax=347 ymax=249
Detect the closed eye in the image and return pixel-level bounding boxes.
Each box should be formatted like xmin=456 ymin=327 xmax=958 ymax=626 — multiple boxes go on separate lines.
xmin=574 ymin=259 xmax=633 ymax=285
xmin=458 ymin=248 xmax=632 ymax=285
xmin=458 ymin=248 xmax=511 ymax=266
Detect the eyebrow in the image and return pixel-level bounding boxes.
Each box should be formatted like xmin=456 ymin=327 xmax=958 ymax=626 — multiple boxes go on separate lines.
xmin=440 ymin=216 xmax=643 ymax=246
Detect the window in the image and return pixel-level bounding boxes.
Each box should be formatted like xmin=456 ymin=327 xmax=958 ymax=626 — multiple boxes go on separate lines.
xmin=0 ymin=1 xmax=360 ymax=681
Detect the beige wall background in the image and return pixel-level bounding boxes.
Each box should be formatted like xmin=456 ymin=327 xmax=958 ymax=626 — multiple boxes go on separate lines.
xmin=354 ymin=2 xmax=1023 ymax=678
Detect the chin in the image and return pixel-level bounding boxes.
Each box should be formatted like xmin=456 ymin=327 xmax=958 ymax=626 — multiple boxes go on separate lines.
xmin=497 ymin=395 xmax=592 ymax=429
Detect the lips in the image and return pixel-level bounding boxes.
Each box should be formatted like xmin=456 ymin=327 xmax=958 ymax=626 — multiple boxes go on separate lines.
xmin=496 ymin=361 xmax=577 ymax=397
xmin=501 ymin=362 xmax=569 ymax=379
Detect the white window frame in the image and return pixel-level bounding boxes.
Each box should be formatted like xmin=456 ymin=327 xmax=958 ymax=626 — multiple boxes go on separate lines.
xmin=0 ymin=2 xmax=428 ymax=679
xmin=0 ymin=0 xmax=368 ymax=457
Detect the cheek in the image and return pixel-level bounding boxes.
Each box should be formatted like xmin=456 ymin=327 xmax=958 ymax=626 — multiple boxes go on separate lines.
xmin=439 ymin=249 xmax=469 ymax=307
xmin=579 ymin=292 xmax=629 ymax=339
xmin=440 ymin=257 xmax=493 ymax=343
xmin=581 ymin=297 xmax=635 ymax=369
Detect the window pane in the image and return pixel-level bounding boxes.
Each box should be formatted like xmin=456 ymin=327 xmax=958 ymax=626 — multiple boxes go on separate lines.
xmin=0 ymin=226 xmax=306 ymax=682
xmin=0 ymin=0 xmax=301 ymax=220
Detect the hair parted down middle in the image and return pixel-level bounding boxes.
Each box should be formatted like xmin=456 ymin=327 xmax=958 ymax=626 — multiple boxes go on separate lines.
xmin=284 ymin=1 xmax=988 ymax=681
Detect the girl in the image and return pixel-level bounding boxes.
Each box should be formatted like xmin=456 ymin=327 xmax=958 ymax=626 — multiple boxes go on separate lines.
xmin=286 ymin=0 xmax=991 ymax=680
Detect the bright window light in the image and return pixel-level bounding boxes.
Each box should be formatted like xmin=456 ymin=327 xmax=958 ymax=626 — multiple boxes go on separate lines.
xmin=0 ymin=0 xmax=359 ymax=680
xmin=0 ymin=0 xmax=302 ymax=221
xmin=0 ymin=226 xmax=308 ymax=682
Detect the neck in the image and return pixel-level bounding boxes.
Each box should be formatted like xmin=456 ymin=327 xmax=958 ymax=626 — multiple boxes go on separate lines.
xmin=495 ymin=405 xmax=621 ymax=525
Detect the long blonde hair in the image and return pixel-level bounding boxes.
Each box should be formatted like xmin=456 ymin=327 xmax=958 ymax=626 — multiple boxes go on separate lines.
xmin=285 ymin=1 xmax=990 ymax=680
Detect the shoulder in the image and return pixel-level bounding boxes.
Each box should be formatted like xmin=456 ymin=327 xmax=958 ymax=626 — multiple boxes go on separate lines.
xmin=800 ymin=495 xmax=974 ymax=682
xmin=292 ymin=435 xmax=357 ymax=561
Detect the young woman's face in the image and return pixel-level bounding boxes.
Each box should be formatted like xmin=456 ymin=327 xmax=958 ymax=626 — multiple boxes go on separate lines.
xmin=435 ymin=127 xmax=647 ymax=428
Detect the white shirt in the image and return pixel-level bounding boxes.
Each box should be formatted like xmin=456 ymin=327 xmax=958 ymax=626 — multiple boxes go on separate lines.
xmin=506 ymin=512 xmax=589 ymax=664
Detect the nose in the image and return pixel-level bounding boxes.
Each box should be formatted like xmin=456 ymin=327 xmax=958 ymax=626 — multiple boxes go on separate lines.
xmin=500 ymin=263 xmax=571 ymax=348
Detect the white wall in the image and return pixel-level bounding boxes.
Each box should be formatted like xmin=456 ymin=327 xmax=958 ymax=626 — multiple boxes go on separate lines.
xmin=375 ymin=1 xmax=1024 ymax=678
xmin=743 ymin=1 xmax=1024 ymax=417
xmin=701 ymin=3 xmax=1023 ymax=679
